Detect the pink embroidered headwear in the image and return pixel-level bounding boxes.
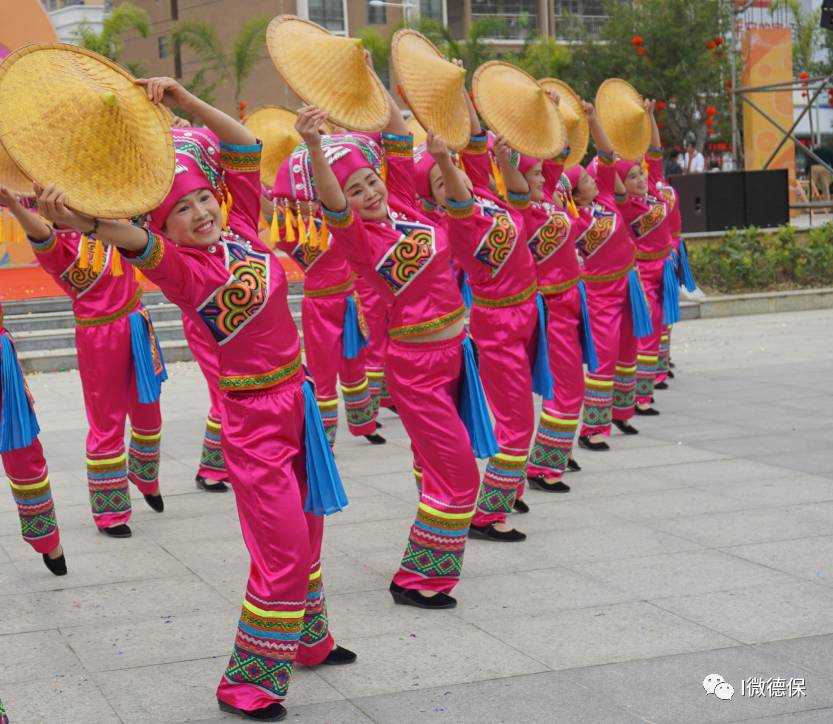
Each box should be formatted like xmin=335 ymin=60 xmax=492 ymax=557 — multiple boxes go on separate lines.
xmin=615 ymin=158 xmax=640 ymax=181
xmin=564 ymin=164 xmax=584 ymax=191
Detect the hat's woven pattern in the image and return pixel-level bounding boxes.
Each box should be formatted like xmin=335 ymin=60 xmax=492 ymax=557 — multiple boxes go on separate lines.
xmin=392 ymin=30 xmax=468 ymax=151
xmin=595 ymin=78 xmax=651 ymax=162
xmin=244 ymin=106 xmax=302 ymax=186
xmin=0 ymin=44 xmax=174 ymax=218
xmin=538 ymin=78 xmax=588 ymax=169
xmin=0 ymin=142 xmax=33 ymax=196
xmin=267 ymin=16 xmax=388 ymax=132
xmin=472 ymin=61 xmax=564 ymax=160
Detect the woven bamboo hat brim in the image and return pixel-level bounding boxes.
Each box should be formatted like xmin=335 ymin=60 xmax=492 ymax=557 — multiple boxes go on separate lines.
xmin=472 ymin=61 xmax=564 ymax=160
xmin=0 ymin=141 xmax=33 ymax=196
xmin=391 ymin=29 xmax=468 ymax=151
xmin=595 ymin=78 xmax=651 ymax=162
xmin=0 ymin=43 xmax=174 ymax=218
xmin=267 ymin=15 xmax=389 ymax=132
xmin=243 ymin=106 xmax=302 ymax=186
xmin=537 ymin=78 xmax=588 ymax=168
xmin=406 ymin=116 xmax=427 ymax=146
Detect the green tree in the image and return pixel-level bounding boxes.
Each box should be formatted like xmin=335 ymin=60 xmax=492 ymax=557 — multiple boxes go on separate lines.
xmin=505 ymin=36 xmax=572 ymax=80
xmin=170 ymin=16 xmax=269 ymax=105
xmin=356 ymin=27 xmax=393 ymax=85
xmin=74 ymin=1 xmax=150 ymax=76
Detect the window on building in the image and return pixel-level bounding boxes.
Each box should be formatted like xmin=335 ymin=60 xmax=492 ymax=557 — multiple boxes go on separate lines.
xmin=367 ymin=0 xmax=386 ymax=24
xmin=471 ymin=0 xmax=539 ymax=39
xmin=420 ymin=0 xmax=444 ymax=22
xmin=158 ymin=36 xmax=170 ymax=59
xmin=555 ymin=0 xmax=608 ymax=40
xmin=308 ymin=0 xmax=347 ymax=34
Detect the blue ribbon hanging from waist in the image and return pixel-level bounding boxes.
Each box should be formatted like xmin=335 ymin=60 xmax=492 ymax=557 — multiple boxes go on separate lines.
xmin=577 ymin=281 xmax=599 ymax=373
xmin=677 ymin=240 xmax=697 ymax=292
xmin=457 ymin=336 xmax=499 ymax=459
xmin=662 ymin=255 xmax=681 ymax=326
xmin=460 ymin=271 xmax=473 ymax=310
xmin=0 ymin=333 xmax=40 ymax=454
xmin=302 ymin=379 xmax=349 ymax=516
xmin=129 ymin=308 xmax=168 ymax=404
xmin=342 ymin=294 xmax=369 ymax=360
xmin=531 ymin=293 xmax=554 ymax=399
xmin=627 ymin=268 xmax=654 ymax=339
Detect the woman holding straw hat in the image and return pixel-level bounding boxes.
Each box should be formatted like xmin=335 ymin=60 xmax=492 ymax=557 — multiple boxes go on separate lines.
xmin=0 ymin=186 xmax=166 ymax=538
xmin=32 ymin=74 xmax=354 ymax=720
xmin=0 ymin=292 xmax=66 ymax=576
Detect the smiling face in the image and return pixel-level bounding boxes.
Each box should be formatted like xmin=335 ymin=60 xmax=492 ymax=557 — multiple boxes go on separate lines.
xmin=624 ymin=164 xmax=648 ymax=196
xmin=573 ymin=168 xmax=598 ymax=206
xmin=428 ymin=164 xmax=473 ymax=207
xmin=343 ymin=167 xmax=388 ymax=220
xmin=163 ymin=188 xmax=222 ymax=247
xmin=524 ymin=161 xmax=545 ymax=201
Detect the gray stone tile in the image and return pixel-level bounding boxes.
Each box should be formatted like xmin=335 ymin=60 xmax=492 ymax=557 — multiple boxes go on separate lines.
xmin=753 ymin=634 xmax=833 ymax=681
xmin=725 ymin=536 xmax=833 ymax=587
xmin=643 ymin=458 xmax=788 ymax=487
xmin=280 ymin=700 xmax=374 ymax=723
xmin=738 ymin=710 xmax=833 ymax=724
xmin=0 ymin=560 xmax=33 ymax=596
xmin=580 ymin=488 xmax=754 ymax=522
xmin=0 ymin=674 xmax=121 ymax=724
xmin=315 ymin=618 xmax=547 ymax=698
xmin=694 ymin=475 xmax=833 ymax=508
xmin=0 ymin=629 xmax=83 ymax=684
xmin=488 ymin=601 xmax=736 ymax=671
xmin=585 ymin=443 xmax=731 ymax=472
xmin=651 ymin=581 xmax=833 ymax=644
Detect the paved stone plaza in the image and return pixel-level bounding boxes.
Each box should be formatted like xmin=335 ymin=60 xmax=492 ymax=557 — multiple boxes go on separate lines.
xmin=1 ymin=308 xmax=833 ymax=724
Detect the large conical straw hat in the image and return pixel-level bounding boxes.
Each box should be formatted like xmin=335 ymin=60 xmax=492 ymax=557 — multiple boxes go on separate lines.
xmin=267 ymin=15 xmax=389 ymax=132
xmin=0 ymin=141 xmax=33 ymax=197
xmin=537 ymin=77 xmax=588 ymax=169
xmin=472 ymin=61 xmax=564 ymax=160
xmin=0 ymin=43 xmax=174 ymax=218
xmin=391 ymin=29 xmax=468 ymax=151
xmin=405 ymin=115 xmax=427 ymax=146
xmin=595 ymin=78 xmax=651 ymax=162
xmin=243 ymin=106 xmax=303 ymax=186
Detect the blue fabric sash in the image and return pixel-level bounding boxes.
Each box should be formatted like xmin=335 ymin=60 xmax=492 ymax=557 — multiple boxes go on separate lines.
xmin=678 ymin=240 xmax=698 ymax=292
xmin=577 ymin=281 xmax=599 ymax=373
xmin=0 ymin=333 xmax=40 ymax=454
xmin=627 ymin=268 xmax=654 ymax=338
xmin=457 ymin=336 xmax=499 ymax=459
xmin=662 ymin=255 xmax=682 ymax=326
xmin=129 ymin=309 xmax=168 ymax=404
xmin=342 ymin=295 xmax=368 ymax=360
xmin=303 ymin=380 xmax=348 ymax=516
xmin=532 ymin=293 xmax=554 ymax=399
xmin=460 ymin=271 xmax=473 ymax=310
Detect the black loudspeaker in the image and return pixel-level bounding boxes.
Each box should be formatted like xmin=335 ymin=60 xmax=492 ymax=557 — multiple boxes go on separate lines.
xmin=822 ymin=0 xmax=833 ymax=30
xmin=669 ymin=172 xmax=746 ymax=232
xmin=743 ymin=169 xmax=789 ymax=228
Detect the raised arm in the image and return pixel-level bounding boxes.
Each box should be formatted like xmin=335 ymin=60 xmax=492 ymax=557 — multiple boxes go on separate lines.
xmin=583 ymin=101 xmax=614 ymax=157
xmin=296 ymin=106 xmax=348 ymax=213
xmin=494 ymin=135 xmax=529 ymax=196
xmin=644 ymin=99 xmax=664 ymax=185
xmin=427 ymin=131 xmax=471 ymax=203
xmin=0 ymin=186 xmax=51 ymax=242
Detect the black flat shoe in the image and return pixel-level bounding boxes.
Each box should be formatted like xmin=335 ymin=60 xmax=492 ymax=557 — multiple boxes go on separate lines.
xmin=322 ymin=645 xmax=357 ymax=665
xmin=375 ymin=421 xmax=383 ymax=429
xmin=143 ymin=493 xmax=164 ymax=513
xmin=578 ymin=436 xmax=610 ymax=451
xmin=196 ymin=475 xmax=229 ymax=493
xmin=42 ymin=552 xmax=67 ymax=576
xmin=612 ymin=420 xmax=640 ymax=435
xmin=527 ymin=475 xmax=571 ymax=493
xmin=669 ymin=362 xmax=676 ymax=369
xmin=468 ymin=523 xmax=527 ymax=542
xmin=654 ymin=381 xmax=669 ymax=390
xmin=567 ymin=458 xmax=582 ymax=472
xmin=389 ymin=581 xmax=457 ymax=609
xmin=100 ymin=524 xmax=132 ymax=538
xmin=364 ymin=433 xmax=387 ymax=445
xmin=634 ymin=407 xmax=660 ymax=416
xmin=218 ymin=700 xmax=286 ymax=721
xmin=512 ymin=498 xmax=530 ymax=514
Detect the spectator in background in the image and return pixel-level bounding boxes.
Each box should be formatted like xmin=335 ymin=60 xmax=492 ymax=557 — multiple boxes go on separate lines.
xmin=682 ymin=141 xmax=705 ymax=174
xmin=664 ymin=149 xmax=683 ymax=177
xmin=708 ymin=159 xmax=721 ymax=172
xmin=810 ymin=144 xmax=833 ymax=201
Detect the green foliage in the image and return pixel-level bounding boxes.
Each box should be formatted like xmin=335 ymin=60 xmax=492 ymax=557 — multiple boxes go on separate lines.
xmin=357 ymin=27 xmax=392 ymax=81
xmin=689 ymin=224 xmax=833 ymax=292
xmin=504 ymin=37 xmax=572 ymax=80
xmin=230 ymin=16 xmax=270 ymax=101
xmin=74 ymin=1 xmax=150 ymax=67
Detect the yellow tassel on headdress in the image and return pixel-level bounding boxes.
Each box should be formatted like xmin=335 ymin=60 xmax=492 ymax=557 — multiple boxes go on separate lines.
xmin=78 ymin=235 xmax=90 ymax=269
xmin=283 ymin=203 xmax=296 ymax=242
xmin=134 ymin=267 xmax=145 ymax=284
xmin=296 ymin=209 xmax=308 ymax=247
xmin=642 ymin=158 xmax=650 ymax=175
xmin=270 ymin=202 xmax=280 ymax=246
xmin=14 ymin=218 xmax=25 ymax=244
xmin=320 ymin=218 xmax=329 ymax=251
xmin=307 ymin=216 xmax=319 ymax=249
xmin=220 ymin=197 xmax=229 ymax=230
xmin=380 ymin=157 xmax=388 ymax=185
xmin=567 ymin=196 xmax=579 ymax=219
xmin=489 ymin=155 xmax=508 ymax=200
xmin=91 ymin=238 xmax=105 ymax=273
xmin=111 ymin=247 xmax=124 ymax=276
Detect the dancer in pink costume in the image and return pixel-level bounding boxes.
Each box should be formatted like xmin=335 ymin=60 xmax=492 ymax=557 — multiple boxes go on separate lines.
xmin=614 ymin=101 xmax=678 ymax=417
xmin=297 ymin=87 xmax=483 ymax=607
xmin=355 ymin=276 xmax=393 ymax=413
xmin=567 ymin=103 xmax=645 ymax=451
xmin=271 ymin=158 xmax=384 ymax=448
xmin=2 ymin=190 xmax=164 ymax=539
xmin=0 ymin=293 xmax=66 ymax=576
xmin=34 ymin=77 xmax=354 ymax=722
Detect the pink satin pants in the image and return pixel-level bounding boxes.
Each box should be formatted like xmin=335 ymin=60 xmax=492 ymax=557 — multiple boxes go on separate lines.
xmin=636 ymin=257 xmax=665 ymax=406
xmin=354 ymin=277 xmax=392 ymax=410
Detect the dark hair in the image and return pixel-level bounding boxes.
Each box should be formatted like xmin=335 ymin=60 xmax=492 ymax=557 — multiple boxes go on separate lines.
xmin=669 ymin=149 xmax=680 ymax=159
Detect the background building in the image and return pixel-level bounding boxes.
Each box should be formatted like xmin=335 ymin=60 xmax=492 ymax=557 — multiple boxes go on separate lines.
xmin=41 ymin=0 xmax=108 ymax=43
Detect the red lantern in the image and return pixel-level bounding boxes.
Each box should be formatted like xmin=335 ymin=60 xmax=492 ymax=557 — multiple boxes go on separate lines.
xmin=637 ymin=47 xmax=648 ymax=56
xmin=656 ymin=100 xmax=666 ymax=111
xmin=705 ymin=106 xmax=717 ymax=116
xmin=631 ymin=35 xmax=643 ymax=46
xmin=705 ymin=117 xmax=715 ymax=127
xmin=705 ymin=40 xmax=716 ymax=50
xmin=801 ymin=91 xmax=808 ymax=98
xmin=799 ymin=72 xmax=810 ymax=80
xmin=714 ymin=36 xmax=724 ymax=47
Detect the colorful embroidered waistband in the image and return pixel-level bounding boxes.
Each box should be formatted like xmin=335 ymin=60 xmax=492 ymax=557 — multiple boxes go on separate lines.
xmin=388 ymin=305 xmax=465 ymax=339
xmin=582 ymin=261 xmax=634 ymax=285
xmin=472 ymin=281 xmax=537 ymax=308
xmin=303 ymin=277 xmax=354 ymax=298
xmin=635 ymin=245 xmax=674 ymax=261
xmin=75 ymin=287 xmax=143 ymax=327
xmin=219 ymin=352 xmax=302 ymax=392
xmin=539 ymin=276 xmax=581 ymax=296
